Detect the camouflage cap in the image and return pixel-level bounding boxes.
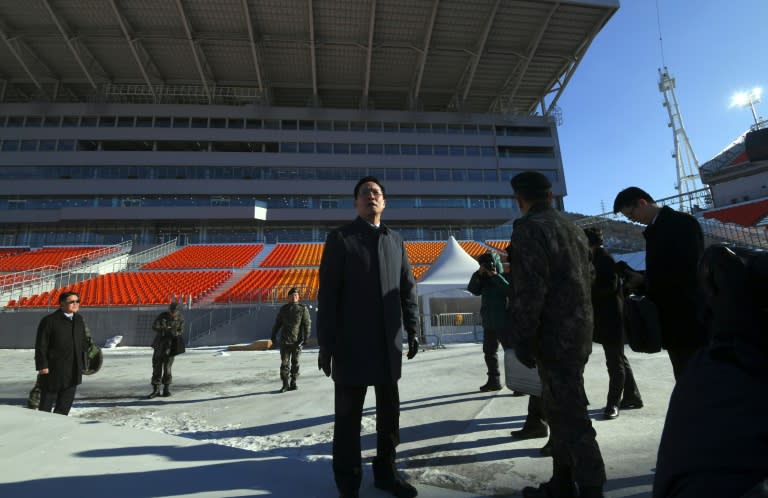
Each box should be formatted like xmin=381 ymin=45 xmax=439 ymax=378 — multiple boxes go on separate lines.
xmin=288 ymin=287 xmax=299 ymax=296
xmin=169 ymin=302 xmax=179 ymax=312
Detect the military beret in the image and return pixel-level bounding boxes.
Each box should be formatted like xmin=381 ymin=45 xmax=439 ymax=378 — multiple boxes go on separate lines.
xmin=169 ymin=302 xmax=179 ymax=312
xmin=288 ymin=287 xmax=299 ymax=295
xmin=510 ymin=171 xmax=552 ymax=196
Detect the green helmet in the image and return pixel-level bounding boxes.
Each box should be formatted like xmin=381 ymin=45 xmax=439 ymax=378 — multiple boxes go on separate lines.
xmin=83 ymin=344 xmax=103 ymax=375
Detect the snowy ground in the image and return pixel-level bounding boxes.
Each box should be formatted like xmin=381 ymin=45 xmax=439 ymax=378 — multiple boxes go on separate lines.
xmin=0 ymin=343 xmax=674 ymax=497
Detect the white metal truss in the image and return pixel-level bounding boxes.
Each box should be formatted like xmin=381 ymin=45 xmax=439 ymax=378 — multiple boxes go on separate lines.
xmin=240 ymin=0 xmax=265 ymax=95
xmin=361 ymin=0 xmax=376 ymax=108
xmin=658 ymin=66 xmax=704 ymax=212
xmin=307 ymin=0 xmax=319 ymax=104
xmin=0 ymin=22 xmax=43 ymax=91
xmin=173 ymin=0 xmax=212 ymax=103
xmin=108 ymin=0 xmax=158 ymax=101
xmin=411 ymin=0 xmax=440 ymax=107
xmin=456 ymin=0 xmax=501 ymax=106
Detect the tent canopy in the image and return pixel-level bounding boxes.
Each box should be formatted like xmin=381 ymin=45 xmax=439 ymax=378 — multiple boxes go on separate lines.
xmin=417 ymin=236 xmax=481 ymax=296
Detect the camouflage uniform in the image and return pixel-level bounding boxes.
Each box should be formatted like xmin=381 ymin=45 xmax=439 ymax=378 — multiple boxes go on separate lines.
xmin=507 ymin=203 xmax=606 ymax=491
xmin=151 ymin=310 xmax=184 ymax=389
xmin=271 ymin=302 xmax=311 ymax=389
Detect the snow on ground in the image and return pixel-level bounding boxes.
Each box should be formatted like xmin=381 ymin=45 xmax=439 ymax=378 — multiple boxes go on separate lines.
xmin=0 ymin=342 xmax=673 ymax=497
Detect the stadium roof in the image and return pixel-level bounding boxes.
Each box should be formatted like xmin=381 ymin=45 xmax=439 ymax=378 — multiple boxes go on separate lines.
xmin=0 ymin=0 xmax=618 ymax=113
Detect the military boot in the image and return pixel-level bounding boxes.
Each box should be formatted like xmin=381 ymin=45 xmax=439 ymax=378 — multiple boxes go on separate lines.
xmin=279 ymin=378 xmax=290 ymax=393
xmin=289 ymin=378 xmax=297 ymax=391
xmin=147 ymin=385 xmax=161 ymax=399
xmin=162 ymin=385 xmax=172 ymax=397
xmin=479 ymin=375 xmax=502 ymax=392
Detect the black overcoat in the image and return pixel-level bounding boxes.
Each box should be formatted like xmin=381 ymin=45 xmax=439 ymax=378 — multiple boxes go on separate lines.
xmin=591 ymin=247 xmax=623 ymax=346
xmin=643 ymin=206 xmax=705 ymax=349
xmin=317 ymin=217 xmax=419 ymax=385
xmin=34 ymin=309 xmax=88 ymax=391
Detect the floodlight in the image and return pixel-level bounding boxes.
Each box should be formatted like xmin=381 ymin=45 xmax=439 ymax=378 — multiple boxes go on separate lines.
xmin=730 ymin=86 xmax=763 ymax=126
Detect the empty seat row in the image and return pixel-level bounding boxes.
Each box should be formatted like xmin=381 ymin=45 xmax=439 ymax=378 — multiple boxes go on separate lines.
xmin=143 ymin=244 xmax=263 ymax=269
xmin=0 ymin=246 xmax=108 ymax=272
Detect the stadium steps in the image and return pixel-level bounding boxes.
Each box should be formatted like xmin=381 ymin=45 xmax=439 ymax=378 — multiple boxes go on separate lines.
xmin=195 ymin=269 xmax=248 ymax=306
xmin=247 ymin=244 xmax=275 ymax=268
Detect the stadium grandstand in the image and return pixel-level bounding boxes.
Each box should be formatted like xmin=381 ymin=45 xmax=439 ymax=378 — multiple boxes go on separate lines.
xmin=0 ymin=0 xmax=619 ymax=347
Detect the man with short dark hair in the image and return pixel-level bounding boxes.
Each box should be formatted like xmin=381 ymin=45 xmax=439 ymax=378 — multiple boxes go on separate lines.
xmin=504 ymin=171 xmax=605 ymax=498
xmin=35 ymin=291 xmax=93 ymax=415
xmin=271 ymin=287 xmax=311 ymax=392
xmin=318 ymin=176 xmax=419 ymax=498
xmin=148 ymin=302 xmax=185 ymax=398
xmin=613 ymin=187 xmax=705 ymax=380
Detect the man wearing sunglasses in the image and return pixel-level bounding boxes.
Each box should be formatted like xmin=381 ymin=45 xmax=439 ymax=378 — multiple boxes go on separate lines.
xmin=34 ymin=291 xmax=92 ymax=415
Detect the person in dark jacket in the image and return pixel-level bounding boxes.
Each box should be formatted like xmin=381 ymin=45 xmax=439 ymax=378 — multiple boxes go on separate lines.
xmin=653 ymin=245 xmax=768 ymax=498
xmin=467 ymin=251 xmax=510 ymax=392
xmin=271 ymin=287 xmax=311 ymax=392
xmin=35 ymin=291 xmax=92 ymax=415
xmin=317 ymin=176 xmax=419 ymax=498
xmin=148 ymin=302 xmax=184 ymax=398
xmin=583 ymin=227 xmax=643 ymax=419
xmin=504 ymin=171 xmax=605 ymax=498
xmin=613 ymin=187 xmax=705 ymax=380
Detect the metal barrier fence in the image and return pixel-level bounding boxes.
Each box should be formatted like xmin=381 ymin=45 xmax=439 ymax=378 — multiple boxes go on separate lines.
xmin=421 ymin=312 xmax=482 ymax=348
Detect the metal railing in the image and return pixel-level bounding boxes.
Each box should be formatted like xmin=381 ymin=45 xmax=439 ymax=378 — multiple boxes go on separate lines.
xmin=422 ymin=312 xmax=482 ymax=348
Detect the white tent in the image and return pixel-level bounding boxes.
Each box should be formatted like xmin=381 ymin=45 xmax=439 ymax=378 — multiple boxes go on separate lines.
xmin=416 ymin=236 xmax=482 ymax=341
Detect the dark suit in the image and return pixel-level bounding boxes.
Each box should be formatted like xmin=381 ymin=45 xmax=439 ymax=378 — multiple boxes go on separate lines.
xmin=34 ymin=309 xmax=89 ymax=415
xmin=643 ymin=206 xmax=705 ymax=379
xmin=318 ymin=217 xmax=419 ymax=491
xmin=591 ymin=246 xmax=641 ymax=407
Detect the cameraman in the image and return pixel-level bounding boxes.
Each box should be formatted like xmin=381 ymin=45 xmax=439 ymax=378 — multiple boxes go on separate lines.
xmin=467 ymin=251 xmax=510 ymax=392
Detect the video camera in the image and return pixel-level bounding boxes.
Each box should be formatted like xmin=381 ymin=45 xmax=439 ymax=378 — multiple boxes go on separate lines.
xmin=478 ymin=252 xmax=496 ymax=272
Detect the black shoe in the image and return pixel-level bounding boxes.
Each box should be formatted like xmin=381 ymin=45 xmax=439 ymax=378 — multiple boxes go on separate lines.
xmin=162 ymin=386 xmax=171 ymax=397
xmin=511 ymin=390 xmax=526 ymax=397
xmin=374 ymin=475 xmax=418 ymax=498
xmin=288 ymin=380 xmax=297 ymax=391
xmin=511 ymin=426 xmax=548 ymax=440
xmin=522 ymin=481 xmax=578 ymax=498
xmin=579 ymin=485 xmax=606 ymax=498
xmin=602 ymin=405 xmax=619 ymax=420
xmin=147 ymin=387 xmax=161 ymax=399
xmin=539 ymin=439 xmax=552 ymax=457
xmin=479 ymin=378 xmax=502 ymax=392
xmin=619 ymin=399 xmax=644 ymax=410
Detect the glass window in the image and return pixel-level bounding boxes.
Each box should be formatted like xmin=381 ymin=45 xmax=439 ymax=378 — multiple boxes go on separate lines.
xmin=192 ymin=117 xmax=209 ymax=128
xmin=366 ymin=121 xmax=382 ymax=132
xmin=452 ymin=169 xmax=467 ymax=182
xmin=434 ymin=145 xmax=449 ymax=156
xmin=399 ymin=123 xmax=415 ymax=133
xmin=318 ymin=168 xmax=344 ymax=180
xmin=316 ymin=120 xmax=332 ymax=131
xmin=279 ymin=142 xmax=297 ymax=153
xmin=435 ymin=169 xmax=451 ymax=181
xmin=333 ymin=143 xmax=350 ymax=154
xmin=350 ymin=121 xmax=366 ymax=132
xmin=368 ymin=168 xmax=386 ymax=179
xmin=298 ymin=168 xmax=316 ymax=180
xmin=432 ymin=123 xmax=446 ymax=134
xmin=447 ymin=124 xmax=462 ymax=134
xmin=136 ymin=116 xmax=153 ymax=127
xmin=483 ymin=170 xmax=497 ymax=182
xmin=263 ymin=119 xmax=280 ymax=129
xmin=154 ymin=117 xmax=171 ymax=127
xmin=316 ymin=143 xmax=332 ymax=153
xmin=281 ymin=120 xmax=297 ymax=130
xmin=450 ymin=145 xmax=464 ymax=157
xmin=229 ymin=118 xmax=245 ymax=129
xmin=299 ymin=142 xmax=315 ymax=153
xmin=466 ymin=146 xmax=481 ymax=156
xmin=245 ymin=119 xmax=261 ymax=129
xmin=478 ymin=125 xmax=492 ymax=135
xmin=6 ymin=116 xmax=24 ymax=127
xmin=299 ymin=120 xmax=314 ymax=131
xmin=401 ymin=144 xmax=417 ymax=155
xmin=417 ymin=145 xmax=432 ymax=156
xmin=333 ymin=121 xmax=349 ymax=131
xmin=264 ymin=142 xmax=279 ymax=153
xmin=368 ymin=143 xmax=383 ymax=154
xmin=98 ymin=116 xmax=116 ymax=127
xmin=43 ymin=116 xmax=61 ymax=127
xmin=467 ymin=170 xmax=483 ymax=182
xmin=482 ymin=146 xmax=496 ymax=157
xmin=210 ymin=118 xmax=227 ymax=128
xmin=385 ymin=168 xmax=402 ymax=181
xmin=20 ymin=140 xmax=37 ymax=151
xmin=463 ymin=124 xmax=478 ymax=135
xmin=1 ymin=140 xmax=19 ymax=151
xmin=25 ymin=116 xmax=43 ymax=127
xmin=173 ymin=117 xmax=190 ymax=128
xmin=39 ymin=140 xmax=56 ymax=151
xmin=402 ymin=168 xmax=417 ymax=181
xmin=57 ymin=140 xmax=76 ymax=151
xmin=350 ymin=143 xmax=366 ymax=154
xmin=383 ymin=122 xmax=398 ymax=133
xmin=384 ymin=144 xmax=400 ymax=155
xmin=61 ymin=116 xmax=79 ymax=127
xmin=416 ymin=123 xmax=431 ymax=133
xmin=419 ymin=169 xmax=435 ymax=181
xmin=344 ymin=167 xmax=366 ymax=180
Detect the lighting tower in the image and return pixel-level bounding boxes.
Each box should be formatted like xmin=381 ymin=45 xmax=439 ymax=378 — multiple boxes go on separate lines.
xmin=658 ymin=66 xmax=704 ymax=212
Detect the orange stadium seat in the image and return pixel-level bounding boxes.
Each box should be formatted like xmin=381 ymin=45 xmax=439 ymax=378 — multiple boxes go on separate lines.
xmin=143 ymin=244 xmax=263 ymax=269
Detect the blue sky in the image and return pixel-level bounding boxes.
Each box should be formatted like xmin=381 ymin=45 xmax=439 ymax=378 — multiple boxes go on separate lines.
xmin=557 ymin=0 xmax=768 ymax=215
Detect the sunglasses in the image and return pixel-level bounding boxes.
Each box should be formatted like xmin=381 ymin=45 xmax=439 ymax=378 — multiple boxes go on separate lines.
xmin=64 ymin=300 xmax=80 ymax=304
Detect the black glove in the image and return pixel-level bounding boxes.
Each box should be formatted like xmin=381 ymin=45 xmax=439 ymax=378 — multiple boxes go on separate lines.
xmin=407 ymin=334 xmax=419 ymax=360
xmin=318 ymin=349 xmax=332 ymax=377
xmin=514 ymin=341 xmax=536 ymax=369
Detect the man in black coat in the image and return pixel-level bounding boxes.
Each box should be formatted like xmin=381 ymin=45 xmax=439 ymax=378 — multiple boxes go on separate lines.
xmin=583 ymin=227 xmax=643 ymax=419
xmin=613 ymin=187 xmax=705 ymax=380
xmin=35 ymin=291 xmax=91 ymax=415
xmin=317 ymin=176 xmax=420 ymax=498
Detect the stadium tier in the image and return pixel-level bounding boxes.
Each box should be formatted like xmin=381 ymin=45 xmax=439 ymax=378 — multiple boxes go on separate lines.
xmin=458 ymin=241 xmax=489 ymax=257
xmin=484 ymin=240 xmax=510 ymax=252
xmin=404 ymin=242 xmax=447 ymax=265
xmin=0 ymin=246 xmax=112 ymax=272
xmin=259 ymin=243 xmax=324 ymax=268
xmin=142 ymin=245 xmax=264 ymax=269
xmin=215 ymin=268 xmax=318 ymax=303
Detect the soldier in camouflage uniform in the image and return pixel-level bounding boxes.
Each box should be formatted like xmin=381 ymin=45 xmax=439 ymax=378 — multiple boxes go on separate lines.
xmin=504 ymin=171 xmax=606 ymax=498
xmin=271 ymin=287 xmax=311 ymax=393
xmin=148 ymin=302 xmax=184 ymax=398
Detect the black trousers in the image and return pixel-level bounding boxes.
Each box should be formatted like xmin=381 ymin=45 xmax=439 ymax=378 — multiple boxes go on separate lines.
xmin=523 ymin=394 xmax=547 ymax=430
xmin=333 ymin=382 xmax=400 ymax=483
xmin=602 ymin=342 xmax=642 ymax=406
xmin=39 ymin=384 xmax=77 ymax=416
xmin=482 ymin=328 xmax=501 ymax=377
xmin=667 ymin=344 xmax=701 ymax=381
xmin=151 ymin=349 xmax=175 ymax=386
xmin=539 ymin=362 xmax=606 ymax=488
